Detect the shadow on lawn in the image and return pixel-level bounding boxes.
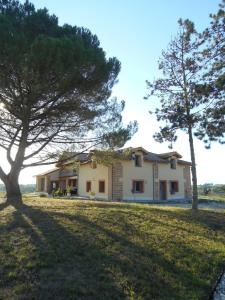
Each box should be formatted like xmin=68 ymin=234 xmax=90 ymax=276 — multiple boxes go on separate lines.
xmin=0 ymin=201 xmax=9 ymax=211
xmin=149 ymin=207 xmax=225 ymax=233
xmin=15 ymin=205 xmax=133 ymax=299
xmin=1 ymin=202 xmax=224 ymax=299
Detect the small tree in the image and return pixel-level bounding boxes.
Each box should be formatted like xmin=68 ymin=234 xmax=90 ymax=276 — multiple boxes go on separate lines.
xmin=145 ymin=19 xmax=208 ymax=210
xmin=0 ymin=0 xmax=137 ymax=205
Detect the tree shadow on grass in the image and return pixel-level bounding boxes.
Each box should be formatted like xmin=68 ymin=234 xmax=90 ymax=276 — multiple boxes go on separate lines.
xmin=1 ymin=203 xmax=128 ymax=300
xmin=0 ymin=198 xmax=9 ymax=211
xmin=0 ymin=202 xmax=9 ymax=211
xmin=0 ymin=202 xmax=223 ymax=300
xmin=148 ymin=207 xmax=225 ymax=233
xmin=48 ymin=210 xmax=214 ymax=299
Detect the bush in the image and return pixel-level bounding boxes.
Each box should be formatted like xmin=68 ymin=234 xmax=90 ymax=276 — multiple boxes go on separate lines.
xmin=39 ymin=192 xmax=48 ymax=198
xmin=53 ymin=188 xmax=63 ymax=197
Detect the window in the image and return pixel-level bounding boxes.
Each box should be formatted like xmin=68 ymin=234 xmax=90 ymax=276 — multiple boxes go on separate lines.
xmin=170 ymin=159 xmax=176 ymax=169
xmin=170 ymin=181 xmax=179 ymax=194
xmin=132 ymin=180 xmax=144 ymax=193
xmin=99 ymin=180 xmax=105 ymax=193
xmin=86 ymin=181 xmax=91 ymax=192
xmin=134 ymin=155 xmax=142 ymax=167
xmin=69 ymin=179 xmax=76 ymax=187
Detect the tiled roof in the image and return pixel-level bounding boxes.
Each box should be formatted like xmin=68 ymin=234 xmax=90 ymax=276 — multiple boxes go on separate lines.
xmin=177 ymin=159 xmax=192 ymax=166
xmin=35 ymin=168 xmax=59 ymax=177
xmin=37 ymin=148 xmax=191 ymax=176
xmin=144 ymin=152 xmax=168 ymax=163
xmin=58 ymin=152 xmax=90 ymax=165
xmin=60 ymin=148 xmax=191 ymax=165
xmin=158 ymin=151 xmax=182 ymax=159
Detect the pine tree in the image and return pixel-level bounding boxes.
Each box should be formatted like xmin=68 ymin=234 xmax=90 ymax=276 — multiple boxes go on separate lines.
xmin=196 ymin=1 xmax=225 ymax=146
xmin=145 ymin=19 xmax=207 ymax=210
xmin=0 ymin=0 xmax=137 ymax=205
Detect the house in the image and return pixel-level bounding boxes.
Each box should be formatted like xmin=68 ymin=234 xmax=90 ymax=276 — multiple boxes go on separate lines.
xmin=35 ymin=147 xmax=192 ymax=202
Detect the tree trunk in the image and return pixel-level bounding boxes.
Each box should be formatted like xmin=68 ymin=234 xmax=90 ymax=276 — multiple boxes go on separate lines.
xmin=5 ymin=175 xmax=23 ymax=207
xmin=188 ymin=125 xmax=198 ymax=210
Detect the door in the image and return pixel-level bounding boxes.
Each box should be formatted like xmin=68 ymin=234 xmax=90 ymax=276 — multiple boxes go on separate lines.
xmin=68 ymin=179 xmax=78 ymax=195
xmin=160 ymin=181 xmax=167 ymax=200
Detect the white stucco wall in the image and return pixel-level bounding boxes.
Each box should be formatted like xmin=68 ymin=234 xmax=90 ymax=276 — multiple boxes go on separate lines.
xmin=120 ymin=150 xmax=187 ymax=201
xmin=158 ymin=163 xmax=185 ymax=200
xmin=36 ymin=153 xmax=189 ymax=201
xmin=78 ymin=163 xmax=109 ymax=200
xmin=122 ymin=157 xmax=154 ymax=201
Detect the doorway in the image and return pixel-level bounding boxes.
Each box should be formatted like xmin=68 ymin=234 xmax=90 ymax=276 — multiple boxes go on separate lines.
xmin=160 ymin=181 xmax=167 ymax=200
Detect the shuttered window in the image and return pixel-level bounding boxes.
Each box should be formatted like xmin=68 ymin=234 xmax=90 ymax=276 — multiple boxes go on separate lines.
xmin=134 ymin=155 xmax=142 ymax=167
xmin=132 ymin=180 xmax=144 ymax=193
xmin=170 ymin=159 xmax=177 ymax=169
xmin=86 ymin=181 xmax=91 ymax=192
xmin=99 ymin=181 xmax=105 ymax=193
xmin=170 ymin=181 xmax=179 ymax=194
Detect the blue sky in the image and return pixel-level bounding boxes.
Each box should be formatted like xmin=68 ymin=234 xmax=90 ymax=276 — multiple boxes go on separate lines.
xmin=5 ymin=0 xmax=225 ymax=184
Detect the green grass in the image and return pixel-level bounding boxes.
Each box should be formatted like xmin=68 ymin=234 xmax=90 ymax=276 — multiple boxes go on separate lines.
xmin=199 ymin=193 xmax=225 ymax=203
xmin=0 ymin=198 xmax=225 ymax=300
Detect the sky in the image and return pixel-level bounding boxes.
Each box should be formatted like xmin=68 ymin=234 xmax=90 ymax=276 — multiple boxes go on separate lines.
xmin=1 ymin=0 xmax=224 ymax=184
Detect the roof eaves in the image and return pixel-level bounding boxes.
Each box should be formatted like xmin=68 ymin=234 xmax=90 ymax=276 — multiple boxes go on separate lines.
xmin=177 ymin=160 xmax=192 ymax=166
xmin=35 ymin=168 xmax=59 ymax=177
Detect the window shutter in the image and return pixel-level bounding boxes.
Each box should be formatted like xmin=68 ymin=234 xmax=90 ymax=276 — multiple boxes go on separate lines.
xmin=86 ymin=181 xmax=91 ymax=192
xmin=99 ymin=181 xmax=105 ymax=193
xmin=141 ymin=181 xmax=144 ymax=193
xmin=132 ymin=180 xmax=135 ymax=192
xmin=175 ymin=181 xmax=179 ymax=192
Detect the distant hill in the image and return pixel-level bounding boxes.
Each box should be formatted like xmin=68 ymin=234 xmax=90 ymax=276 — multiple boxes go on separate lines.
xmin=0 ymin=184 xmax=36 ymax=194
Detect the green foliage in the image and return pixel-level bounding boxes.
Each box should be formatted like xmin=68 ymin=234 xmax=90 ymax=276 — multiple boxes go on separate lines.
xmin=195 ymin=1 xmax=225 ymax=146
xmin=145 ymin=19 xmax=205 ymax=209
xmin=88 ymin=191 xmax=96 ymax=196
xmin=91 ymin=148 xmax=132 ymax=166
xmin=213 ymin=184 xmax=225 ymax=194
xmin=52 ymin=188 xmax=63 ymax=197
xmin=0 ymin=184 xmax=35 ymax=194
xmin=145 ymin=5 xmax=225 ymax=150
xmin=145 ymin=19 xmax=205 ymax=145
xmin=66 ymin=186 xmax=72 ymax=193
xmin=0 ymin=198 xmax=225 ymax=299
xmin=0 ymin=0 xmax=137 ymax=201
xmin=198 ymin=183 xmax=225 ymax=194
xmin=198 ymin=184 xmax=225 ymax=203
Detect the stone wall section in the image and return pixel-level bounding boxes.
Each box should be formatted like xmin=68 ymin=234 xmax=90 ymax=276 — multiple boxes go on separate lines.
xmin=183 ymin=166 xmax=192 ymax=200
xmin=112 ymin=162 xmax=123 ymax=201
xmin=153 ymin=162 xmax=159 ymax=200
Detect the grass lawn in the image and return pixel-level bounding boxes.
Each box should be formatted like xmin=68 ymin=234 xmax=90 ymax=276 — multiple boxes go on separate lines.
xmin=0 ymin=198 xmax=225 ymax=300
xmin=199 ymin=193 xmax=225 ymax=203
